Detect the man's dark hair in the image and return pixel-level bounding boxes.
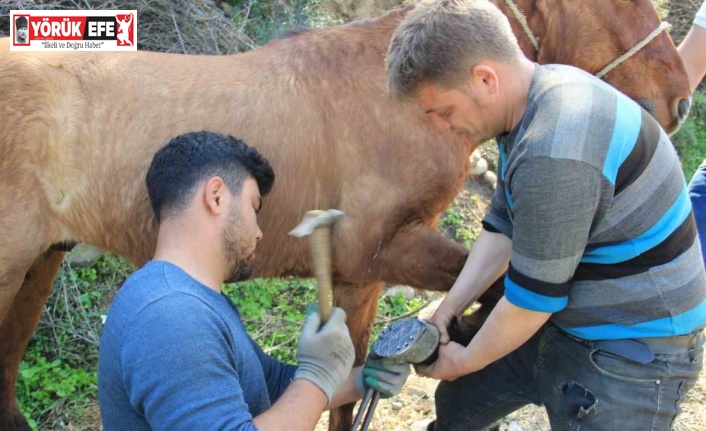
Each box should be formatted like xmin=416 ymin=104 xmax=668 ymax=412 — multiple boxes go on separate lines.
xmin=146 ymin=131 xmax=275 ymax=223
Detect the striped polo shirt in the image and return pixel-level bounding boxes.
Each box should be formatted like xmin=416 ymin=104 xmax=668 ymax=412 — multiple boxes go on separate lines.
xmin=483 ymin=64 xmax=706 ymax=340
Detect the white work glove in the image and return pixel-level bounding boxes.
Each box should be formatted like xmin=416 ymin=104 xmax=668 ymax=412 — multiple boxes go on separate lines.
xmin=294 ymin=307 xmax=355 ymax=403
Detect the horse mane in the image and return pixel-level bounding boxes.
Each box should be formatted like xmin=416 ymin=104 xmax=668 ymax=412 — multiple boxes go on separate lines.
xmin=273 ymin=26 xmax=313 ymax=40
xmin=347 ymin=4 xmax=412 ymax=30
xmin=270 ymin=4 xmax=412 ymax=43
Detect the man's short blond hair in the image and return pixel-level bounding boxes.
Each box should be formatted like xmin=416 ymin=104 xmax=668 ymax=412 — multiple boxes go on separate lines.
xmin=386 ymin=0 xmax=522 ymax=98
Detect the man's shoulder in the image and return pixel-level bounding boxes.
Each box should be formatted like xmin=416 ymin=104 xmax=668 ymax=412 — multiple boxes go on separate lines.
xmin=109 ymin=261 xmax=175 ymax=317
xmin=530 ymin=64 xmax=618 ymax=108
xmin=514 ymin=64 xmax=635 ymax=167
xmin=105 ymin=261 xmax=228 ymax=334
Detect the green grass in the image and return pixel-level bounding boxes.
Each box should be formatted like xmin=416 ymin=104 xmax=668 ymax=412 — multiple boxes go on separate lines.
xmin=673 ymin=91 xmax=706 ymax=182
xmin=440 ymin=198 xmax=484 ymax=249
xmin=223 ymin=278 xmax=430 ymax=363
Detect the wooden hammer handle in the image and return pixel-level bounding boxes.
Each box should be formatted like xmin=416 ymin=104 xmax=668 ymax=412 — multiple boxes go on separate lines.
xmin=309 ymin=226 xmax=333 ymax=322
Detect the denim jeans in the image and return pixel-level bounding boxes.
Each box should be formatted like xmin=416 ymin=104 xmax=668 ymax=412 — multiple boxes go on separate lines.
xmin=433 ymin=325 xmax=704 ymax=431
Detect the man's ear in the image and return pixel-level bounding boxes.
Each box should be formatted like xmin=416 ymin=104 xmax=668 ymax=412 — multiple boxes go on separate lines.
xmin=204 ymin=177 xmax=227 ymax=216
xmin=470 ymin=64 xmax=500 ymax=96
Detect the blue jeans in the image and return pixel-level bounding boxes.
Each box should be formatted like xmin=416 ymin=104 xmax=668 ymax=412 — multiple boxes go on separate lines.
xmin=688 ymin=161 xmax=706 ymax=268
xmin=433 ymin=325 xmax=704 ymax=431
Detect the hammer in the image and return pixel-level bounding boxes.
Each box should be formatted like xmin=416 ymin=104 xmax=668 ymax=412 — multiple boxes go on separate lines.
xmin=289 ymin=209 xmax=345 ymax=322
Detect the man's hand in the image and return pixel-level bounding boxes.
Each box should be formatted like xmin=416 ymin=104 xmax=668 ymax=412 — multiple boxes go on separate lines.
xmin=428 ymin=302 xmax=458 ymax=345
xmin=414 ymin=342 xmax=474 ymax=381
xmin=418 ymin=297 xmax=551 ymax=383
xmin=294 ymin=307 xmax=355 ymax=403
xmin=355 ymin=356 xmax=411 ymax=398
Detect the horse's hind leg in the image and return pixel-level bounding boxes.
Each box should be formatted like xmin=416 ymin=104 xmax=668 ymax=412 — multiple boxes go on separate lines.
xmin=0 ymin=250 xmax=64 ymax=431
xmin=329 ymin=281 xmax=384 ymax=431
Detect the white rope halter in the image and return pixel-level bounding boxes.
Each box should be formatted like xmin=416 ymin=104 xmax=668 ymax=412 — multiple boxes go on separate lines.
xmin=595 ymin=21 xmax=672 ymax=78
xmin=502 ymin=0 xmax=672 ymax=79
xmin=503 ymin=0 xmax=539 ymax=51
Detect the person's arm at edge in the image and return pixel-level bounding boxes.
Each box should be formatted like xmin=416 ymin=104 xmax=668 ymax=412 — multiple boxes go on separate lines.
xmin=679 ymin=2 xmax=706 ymax=92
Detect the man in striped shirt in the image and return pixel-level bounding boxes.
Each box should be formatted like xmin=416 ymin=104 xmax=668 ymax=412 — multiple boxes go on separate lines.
xmin=386 ymin=1 xmax=706 ymax=430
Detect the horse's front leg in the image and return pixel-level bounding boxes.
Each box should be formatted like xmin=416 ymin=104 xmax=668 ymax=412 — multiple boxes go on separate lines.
xmin=327 ymin=281 xmax=384 ymax=431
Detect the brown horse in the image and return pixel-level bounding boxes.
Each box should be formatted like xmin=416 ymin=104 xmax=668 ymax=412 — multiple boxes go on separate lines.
xmin=0 ymin=1 xmax=691 ymax=429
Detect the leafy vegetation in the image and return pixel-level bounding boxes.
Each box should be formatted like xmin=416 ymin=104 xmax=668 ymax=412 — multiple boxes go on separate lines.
xmin=673 ymin=92 xmax=706 ymax=181
xmin=18 ymin=255 xmax=133 ymax=430
xmin=226 ymin=0 xmax=343 ymax=49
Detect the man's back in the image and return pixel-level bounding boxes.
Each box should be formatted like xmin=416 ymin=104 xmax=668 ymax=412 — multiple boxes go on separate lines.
xmin=98 ymin=261 xmax=295 ymax=431
xmin=487 ymin=64 xmax=706 ymax=340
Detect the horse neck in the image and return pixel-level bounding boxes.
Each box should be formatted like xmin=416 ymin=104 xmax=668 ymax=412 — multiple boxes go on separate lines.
xmin=258 ymin=7 xmax=409 ymax=80
xmin=491 ymin=0 xmax=544 ymax=61
xmin=341 ymin=7 xmax=410 ymax=55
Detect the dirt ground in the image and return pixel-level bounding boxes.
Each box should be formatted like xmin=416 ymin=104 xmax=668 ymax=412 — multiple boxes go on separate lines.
xmin=314 ymin=370 xmax=706 ymax=431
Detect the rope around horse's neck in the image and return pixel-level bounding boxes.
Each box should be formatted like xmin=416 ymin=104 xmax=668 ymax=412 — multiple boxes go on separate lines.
xmin=503 ymin=0 xmax=539 ymax=51
xmin=502 ymin=0 xmax=672 ymax=80
xmin=595 ymin=21 xmax=672 ymax=78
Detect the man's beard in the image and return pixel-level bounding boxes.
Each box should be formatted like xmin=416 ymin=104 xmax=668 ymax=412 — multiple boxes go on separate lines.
xmin=222 ymin=212 xmax=255 ymax=283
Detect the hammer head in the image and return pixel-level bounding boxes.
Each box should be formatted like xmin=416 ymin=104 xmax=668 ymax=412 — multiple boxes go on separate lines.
xmin=289 ymin=209 xmax=345 ymax=237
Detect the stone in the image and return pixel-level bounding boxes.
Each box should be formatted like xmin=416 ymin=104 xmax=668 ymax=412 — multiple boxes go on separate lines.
xmin=66 ymin=243 xmax=102 ymax=268
xmin=406 ymin=386 xmax=430 ymax=398
xmin=470 ymin=157 xmax=489 ymax=176
xmin=484 ymin=171 xmax=498 ymax=188
xmin=469 ymin=149 xmax=482 ymax=166
xmin=392 ymin=401 xmax=403 ymax=411
xmin=508 ymin=422 xmax=523 ymax=431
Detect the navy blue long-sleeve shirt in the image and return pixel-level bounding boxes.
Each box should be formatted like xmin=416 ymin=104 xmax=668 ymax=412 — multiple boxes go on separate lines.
xmin=98 ymin=261 xmax=297 ymax=431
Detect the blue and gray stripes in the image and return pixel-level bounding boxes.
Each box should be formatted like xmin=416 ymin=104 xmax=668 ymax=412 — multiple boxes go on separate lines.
xmin=484 ymin=64 xmax=706 ymax=340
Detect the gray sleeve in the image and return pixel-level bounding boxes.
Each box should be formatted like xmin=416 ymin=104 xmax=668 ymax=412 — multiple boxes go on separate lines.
xmin=504 ymin=157 xmax=610 ymax=312
xmin=482 ymin=179 xmax=514 ymax=238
